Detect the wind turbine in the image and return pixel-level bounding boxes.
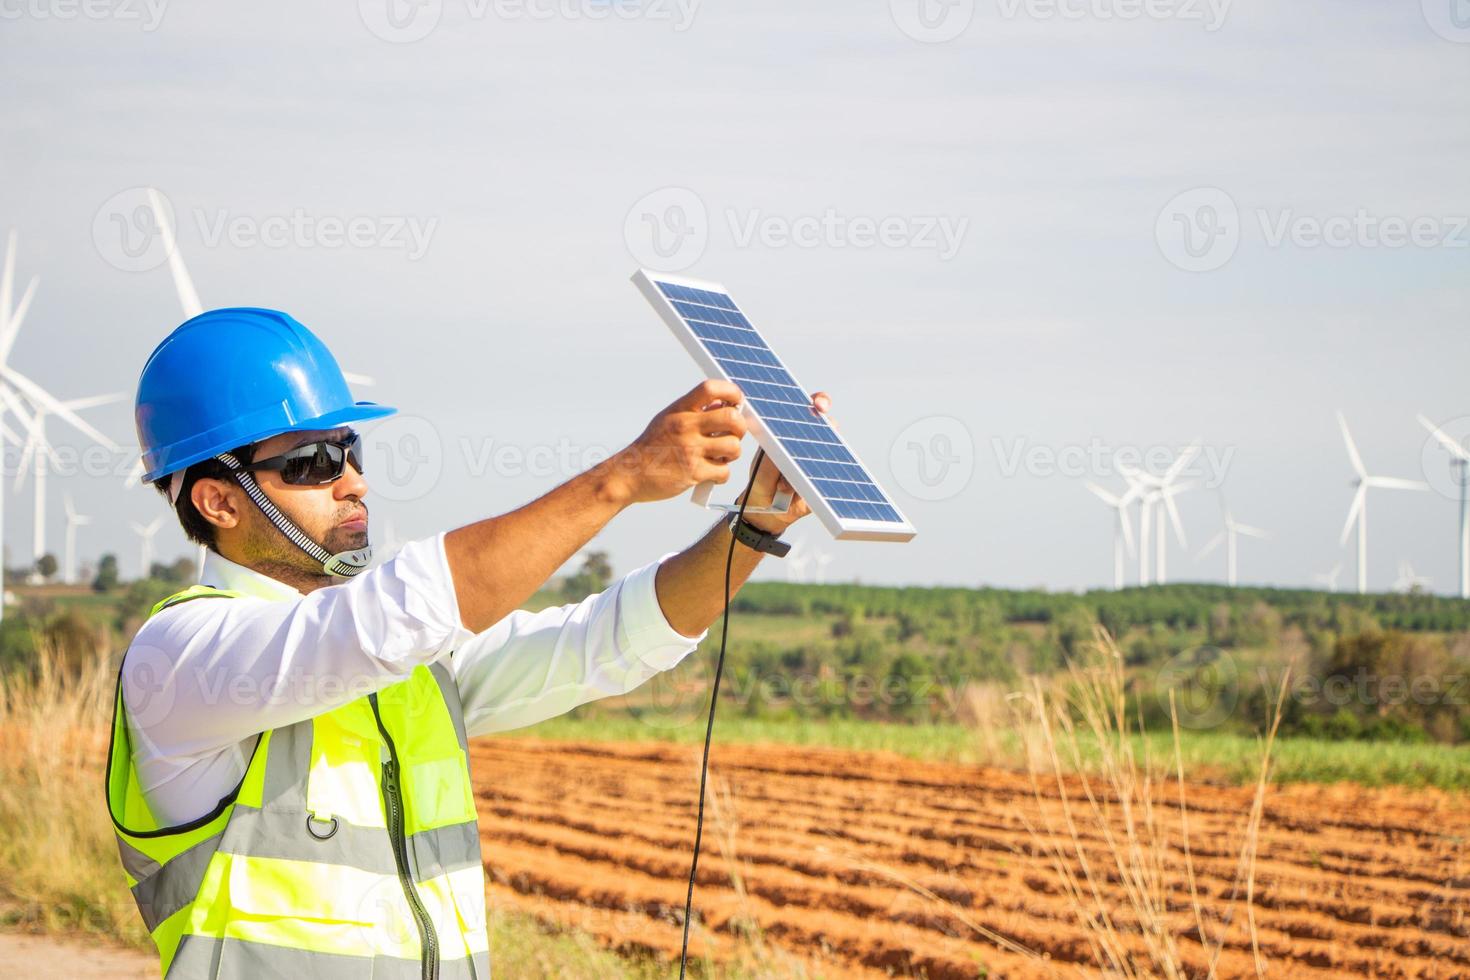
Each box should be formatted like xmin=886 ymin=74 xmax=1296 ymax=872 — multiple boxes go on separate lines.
xmin=1337 ymin=412 xmax=1428 ymax=594
xmin=1084 ymin=480 xmax=1138 ymax=589
xmin=1120 ymin=442 xmax=1198 ymax=585
xmin=1417 ymin=413 xmax=1470 ymax=599
xmin=0 ymin=233 xmax=123 ymax=615
xmin=130 ymin=516 xmax=165 ymax=580
xmin=63 ymin=493 xmax=91 ymax=585
xmin=1392 ymin=561 xmax=1431 ymax=595
xmin=14 ymin=392 xmax=126 ymax=577
xmin=1312 ymin=561 xmax=1343 ymax=593
xmin=1197 ymin=497 xmax=1269 ymax=587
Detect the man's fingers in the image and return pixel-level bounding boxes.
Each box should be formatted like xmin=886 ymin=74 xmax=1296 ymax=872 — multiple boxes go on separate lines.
xmin=698 ymin=406 xmax=748 ymax=438
xmin=809 ymin=390 xmax=839 ymax=432
xmin=703 ymin=435 xmax=743 ymax=463
xmin=676 ymin=378 xmax=743 ymax=413
xmin=693 ymin=460 xmax=731 ymax=485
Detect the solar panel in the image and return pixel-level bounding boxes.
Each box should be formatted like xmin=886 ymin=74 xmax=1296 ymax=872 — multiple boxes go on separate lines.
xmin=632 ymin=269 xmax=916 ymax=543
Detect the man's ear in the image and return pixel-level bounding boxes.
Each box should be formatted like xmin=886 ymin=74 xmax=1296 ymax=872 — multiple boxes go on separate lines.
xmin=191 ymin=477 xmax=244 ymax=533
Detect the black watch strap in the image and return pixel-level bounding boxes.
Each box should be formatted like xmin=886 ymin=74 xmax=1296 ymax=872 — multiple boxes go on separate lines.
xmin=726 ymin=514 xmax=791 ymax=557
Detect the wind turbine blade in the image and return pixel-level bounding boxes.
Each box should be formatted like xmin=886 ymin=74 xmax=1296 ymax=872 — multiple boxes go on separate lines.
xmin=64 ymin=492 xmax=76 ymax=519
xmin=1339 ymin=485 xmax=1366 ymax=547
xmin=12 ymin=423 xmax=36 ymax=488
xmin=0 ymin=275 xmax=38 ymax=363
xmin=1119 ymin=506 xmax=1136 ymax=557
xmin=1163 ymin=492 xmax=1187 ymax=547
xmin=1116 ymin=460 xmax=1157 ymax=488
xmin=1 ymin=367 xmax=121 ymax=450
xmin=148 ymin=188 xmax=203 ymax=318
xmin=1164 ymin=441 xmax=1201 ymax=484
xmin=147 ymin=515 xmax=165 ymax=534
xmin=61 ymin=391 xmax=128 ymax=411
xmin=1417 ymin=414 xmax=1470 ymax=461
xmin=0 ymin=385 xmax=36 ymax=431
xmin=342 ymin=371 xmax=376 ymax=387
xmin=1197 ymin=531 xmax=1225 ymax=559
xmin=1337 ymin=411 xmax=1366 ymax=478
xmin=1364 ymin=476 xmax=1430 ymax=492
xmin=1234 ymin=524 xmax=1270 ymax=539
xmin=123 ymin=457 xmax=145 ymax=489
xmin=1084 ymin=481 xmax=1120 ymax=506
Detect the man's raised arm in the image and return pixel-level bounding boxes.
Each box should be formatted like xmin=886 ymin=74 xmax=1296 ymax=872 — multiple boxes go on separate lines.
xmin=444 ymin=379 xmax=748 ymax=632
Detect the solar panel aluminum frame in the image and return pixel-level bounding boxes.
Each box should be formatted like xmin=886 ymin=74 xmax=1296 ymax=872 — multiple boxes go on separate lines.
xmin=632 ymin=269 xmax=917 ymax=543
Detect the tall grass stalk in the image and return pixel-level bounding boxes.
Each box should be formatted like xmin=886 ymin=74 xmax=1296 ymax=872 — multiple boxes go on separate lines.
xmin=1013 ymin=628 xmax=1288 ymax=979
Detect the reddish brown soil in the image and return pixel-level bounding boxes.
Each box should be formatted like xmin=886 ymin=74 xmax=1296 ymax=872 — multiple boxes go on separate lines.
xmin=471 ymin=739 xmax=1470 ymax=979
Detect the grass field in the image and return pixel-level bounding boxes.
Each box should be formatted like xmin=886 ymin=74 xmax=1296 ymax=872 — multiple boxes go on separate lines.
xmin=505 ymin=713 xmax=1470 ymax=790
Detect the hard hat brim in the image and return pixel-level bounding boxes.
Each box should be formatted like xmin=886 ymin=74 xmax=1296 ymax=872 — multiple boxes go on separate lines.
xmin=140 ymin=400 xmax=397 ymax=484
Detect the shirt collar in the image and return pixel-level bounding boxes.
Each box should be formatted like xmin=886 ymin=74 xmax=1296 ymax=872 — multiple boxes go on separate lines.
xmin=198 ymin=548 xmax=305 ymax=602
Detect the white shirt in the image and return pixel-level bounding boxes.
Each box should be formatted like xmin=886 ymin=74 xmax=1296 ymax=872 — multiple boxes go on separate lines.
xmin=121 ymin=533 xmax=707 ymax=825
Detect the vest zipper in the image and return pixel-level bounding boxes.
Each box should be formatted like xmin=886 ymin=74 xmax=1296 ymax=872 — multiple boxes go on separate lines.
xmin=368 ymin=692 xmax=440 ymax=980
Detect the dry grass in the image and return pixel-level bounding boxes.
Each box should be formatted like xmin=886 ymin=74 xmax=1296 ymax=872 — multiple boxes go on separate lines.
xmin=1011 ymin=627 xmax=1287 ymax=979
xmin=0 ymin=637 xmax=805 ymax=979
xmin=0 ymin=637 xmax=148 ymax=945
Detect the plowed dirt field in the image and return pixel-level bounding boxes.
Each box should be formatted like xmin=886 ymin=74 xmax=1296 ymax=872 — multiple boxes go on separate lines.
xmin=472 ymin=739 xmax=1470 ymax=979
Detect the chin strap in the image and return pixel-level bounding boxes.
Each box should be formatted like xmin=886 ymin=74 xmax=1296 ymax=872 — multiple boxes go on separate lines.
xmin=215 ymin=452 xmax=373 ymax=578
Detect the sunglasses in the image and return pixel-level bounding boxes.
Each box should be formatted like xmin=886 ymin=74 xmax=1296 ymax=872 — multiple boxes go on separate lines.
xmin=244 ymin=432 xmax=363 ymax=486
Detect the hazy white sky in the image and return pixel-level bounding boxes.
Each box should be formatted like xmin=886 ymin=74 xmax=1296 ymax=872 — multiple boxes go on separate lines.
xmin=0 ymin=0 xmax=1467 ymax=592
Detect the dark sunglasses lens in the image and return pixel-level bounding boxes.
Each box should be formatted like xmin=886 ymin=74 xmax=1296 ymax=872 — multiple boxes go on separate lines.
xmin=345 ymin=433 xmax=363 ymax=477
xmin=281 ymin=442 xmax=346 ymax=485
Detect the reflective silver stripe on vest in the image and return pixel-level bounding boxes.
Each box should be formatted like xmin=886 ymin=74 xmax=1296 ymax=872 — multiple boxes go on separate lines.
xmin=130 ymin=831 xmax=224 ymax=933
xmin=169 ymin=933 xmax=489 ymax=980
xmin=130 ymin=809 xmax=482 ymax=935
xmin=116 ymin=835 xmax=162 ymax=882
xmin=430 ymin=660 xmax=470 ymax=753
xmin=261 ymin=719 xmax=308 ymax=808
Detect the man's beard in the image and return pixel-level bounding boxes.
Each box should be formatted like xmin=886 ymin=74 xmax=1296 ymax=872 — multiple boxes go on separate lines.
xmin=244 ymin=513 xmax=369 ymax=583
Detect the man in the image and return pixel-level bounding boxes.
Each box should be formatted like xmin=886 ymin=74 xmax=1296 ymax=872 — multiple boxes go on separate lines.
xmin=106 ymin=307 xmax=828 ymax=978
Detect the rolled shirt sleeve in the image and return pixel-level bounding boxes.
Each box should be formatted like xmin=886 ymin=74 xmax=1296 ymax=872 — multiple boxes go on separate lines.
xmin=451 ymin=552 xmax=708 ymax=737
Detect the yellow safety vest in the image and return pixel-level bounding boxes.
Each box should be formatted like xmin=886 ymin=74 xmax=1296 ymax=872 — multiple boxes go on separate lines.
xmin=105 ymin=585 xmax=490 ymax=979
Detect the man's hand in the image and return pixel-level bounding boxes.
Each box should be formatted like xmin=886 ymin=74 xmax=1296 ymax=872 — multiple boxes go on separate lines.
xmin=603 ymin=379 xmax=749 ymax=506
xmin=733 ymin=391 xmax=831 ymax=536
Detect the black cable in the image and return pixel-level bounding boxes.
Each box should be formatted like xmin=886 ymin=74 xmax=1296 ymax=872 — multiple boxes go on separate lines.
xmin=677 ymin=447 xmax=765 ymax=978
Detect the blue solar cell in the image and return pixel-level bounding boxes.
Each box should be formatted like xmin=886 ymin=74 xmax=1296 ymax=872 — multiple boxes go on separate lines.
xmin=646 ymin=275 xmax=908 ymax=529
xmin=764 ymin=417 xmax=841 ymax=443
xmin=781 ymin=439 xmax=857 ymax=465
xmin=749 ymin=398 xmax=821 ymax=423
xmin=708 ymin=343 xmax=781 ymax=368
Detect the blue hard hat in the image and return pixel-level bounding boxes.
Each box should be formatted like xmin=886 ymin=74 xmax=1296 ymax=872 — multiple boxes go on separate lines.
xmin=135 ymin=308 xmax=396 ymax=483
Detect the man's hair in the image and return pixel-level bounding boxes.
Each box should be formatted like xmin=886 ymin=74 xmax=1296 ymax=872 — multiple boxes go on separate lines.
xmin=152 ymin=443 xmax=257 ymax=549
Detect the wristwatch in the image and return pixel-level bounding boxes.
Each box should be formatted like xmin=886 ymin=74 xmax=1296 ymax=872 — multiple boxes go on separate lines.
xmin=725 ymin=513 xmax=791 ymax=557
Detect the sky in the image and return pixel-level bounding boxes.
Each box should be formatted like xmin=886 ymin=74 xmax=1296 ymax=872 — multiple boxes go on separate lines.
xmin=0 ymin=0 xmax=1467 ymax=593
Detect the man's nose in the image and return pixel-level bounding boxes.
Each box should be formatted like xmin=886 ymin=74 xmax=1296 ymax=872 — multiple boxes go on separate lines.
xmin=335 ymin=460 xmax=369 ymax=501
